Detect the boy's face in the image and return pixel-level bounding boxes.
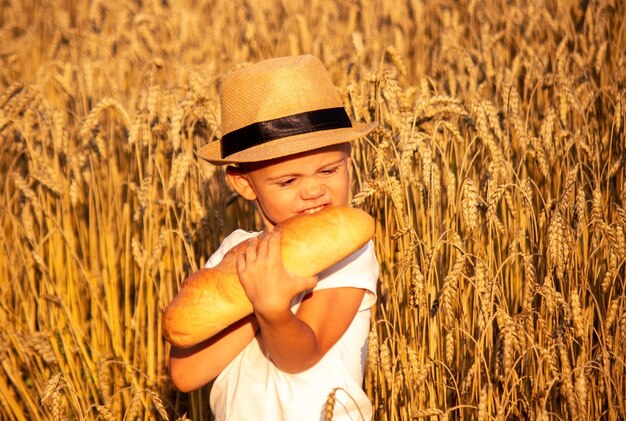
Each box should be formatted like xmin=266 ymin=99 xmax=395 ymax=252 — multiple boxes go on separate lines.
xmin=227 ymin=144 xmax=352 ymax=231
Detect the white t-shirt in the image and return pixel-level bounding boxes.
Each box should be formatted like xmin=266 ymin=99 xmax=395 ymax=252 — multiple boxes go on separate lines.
xmin=204 ymin=229 xmax=379 ymax=421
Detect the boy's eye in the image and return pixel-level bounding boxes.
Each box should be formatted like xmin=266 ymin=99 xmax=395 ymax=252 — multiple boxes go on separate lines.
xmin=276 ymin=178 xmax=296 ymax=187
xmin=320 ymin=166 xmax=340 ymax=175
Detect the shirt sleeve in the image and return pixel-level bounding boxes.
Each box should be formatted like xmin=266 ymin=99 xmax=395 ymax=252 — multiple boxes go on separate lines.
xmin=313 ymin=240 xmax=379 ymax=311
xmin=204 ymin=229 xmax=259 ymax=269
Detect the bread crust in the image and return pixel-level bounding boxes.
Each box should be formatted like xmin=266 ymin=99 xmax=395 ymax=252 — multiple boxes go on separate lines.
xmin=162 ymin=206 xmax=374 ymax=348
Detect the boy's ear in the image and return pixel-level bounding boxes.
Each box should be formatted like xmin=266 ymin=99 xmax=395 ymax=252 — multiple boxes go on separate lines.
xmin=226 ymin=168 xmax=257 ymax=201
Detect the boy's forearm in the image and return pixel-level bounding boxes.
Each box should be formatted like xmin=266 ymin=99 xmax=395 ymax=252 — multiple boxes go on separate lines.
xmin=256 ymin=311 xmax=321 ymax=373
xmin=169 ymin=315 xmax=258 ymax=391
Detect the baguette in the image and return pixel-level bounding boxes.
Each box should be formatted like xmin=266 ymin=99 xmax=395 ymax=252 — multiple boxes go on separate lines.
xmin=162 ymin=206 xmax=375 ymax=348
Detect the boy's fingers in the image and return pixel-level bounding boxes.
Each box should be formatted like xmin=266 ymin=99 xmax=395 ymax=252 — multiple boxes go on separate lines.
xmin=289 ymin=274 xmax=318 ymax=296
xmin=256 ymin=232 xmax=270 ymax=259
xmin=267 ymin=230 xmax=282 ymax=262
xmin=236 ymin=252 xmax=247 ymax=273
xmin=244 ymin=238 xmax=258 ymax=261
xmin=303 ymin=275 xmax=318 ymax=291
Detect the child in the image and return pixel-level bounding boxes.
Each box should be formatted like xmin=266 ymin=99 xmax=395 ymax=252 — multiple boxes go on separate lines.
xmin=168 ymin=54 xmax=379 ymax=420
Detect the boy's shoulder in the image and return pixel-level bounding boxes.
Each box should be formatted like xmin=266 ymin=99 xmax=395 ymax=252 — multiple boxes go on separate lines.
xmin=222 ymin=229 xmax=259 ymax=247
xmin=205 ymin=229 xmax=259 ymax=269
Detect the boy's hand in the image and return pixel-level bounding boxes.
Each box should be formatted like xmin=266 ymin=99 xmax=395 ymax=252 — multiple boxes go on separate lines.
xmin=236 ymin=230 xmax=318 ymax=320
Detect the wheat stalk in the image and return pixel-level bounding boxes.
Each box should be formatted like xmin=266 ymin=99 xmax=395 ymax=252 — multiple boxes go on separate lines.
xmin=461 ymin=178 xmax=480 ymax=233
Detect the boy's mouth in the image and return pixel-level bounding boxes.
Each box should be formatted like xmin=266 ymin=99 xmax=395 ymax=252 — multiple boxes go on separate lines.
xmin=301 ymin=205 xmax=327 ymax=214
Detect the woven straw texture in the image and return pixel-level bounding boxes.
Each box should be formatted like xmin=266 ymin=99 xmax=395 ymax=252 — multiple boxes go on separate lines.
xmin=199 ymin=54 xmax=376 ymax=164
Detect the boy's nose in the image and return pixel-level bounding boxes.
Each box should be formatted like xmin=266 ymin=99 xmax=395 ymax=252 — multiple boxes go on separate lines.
xmin=300 ymin=179 xmax=325 ymax=200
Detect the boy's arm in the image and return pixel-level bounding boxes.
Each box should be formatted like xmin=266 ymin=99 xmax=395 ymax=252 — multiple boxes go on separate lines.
xmin=168 ymin=315 xmax=258 ymax=392
xmin=237 ymin=230 xmax=367 ymax=373
xmin=257 ymin=287 xmax=365 ymax=373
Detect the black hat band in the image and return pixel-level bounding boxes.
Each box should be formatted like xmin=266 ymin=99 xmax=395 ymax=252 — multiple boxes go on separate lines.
xmin=221 ymin=107 xmax=352 ymax=158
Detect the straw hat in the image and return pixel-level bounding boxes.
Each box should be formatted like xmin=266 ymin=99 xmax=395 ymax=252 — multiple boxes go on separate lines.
xmin=198 ymin=54 xmax=376 ymax=165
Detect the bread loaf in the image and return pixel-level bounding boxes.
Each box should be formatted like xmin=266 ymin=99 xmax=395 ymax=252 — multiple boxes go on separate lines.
xmin=162 ymin=206 xmax=375 ymax=348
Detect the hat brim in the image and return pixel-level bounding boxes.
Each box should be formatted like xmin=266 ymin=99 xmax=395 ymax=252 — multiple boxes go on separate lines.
xmin=198 ymin=121 xmax=377 ymax=165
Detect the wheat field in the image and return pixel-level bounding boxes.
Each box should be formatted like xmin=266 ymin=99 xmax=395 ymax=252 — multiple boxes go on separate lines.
xmin=1 ymin=0 xmax=625 ymax=419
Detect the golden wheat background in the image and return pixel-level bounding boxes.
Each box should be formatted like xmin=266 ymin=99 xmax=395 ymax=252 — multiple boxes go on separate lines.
xmin=1 ymin=0 xmax=625 ymax=419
